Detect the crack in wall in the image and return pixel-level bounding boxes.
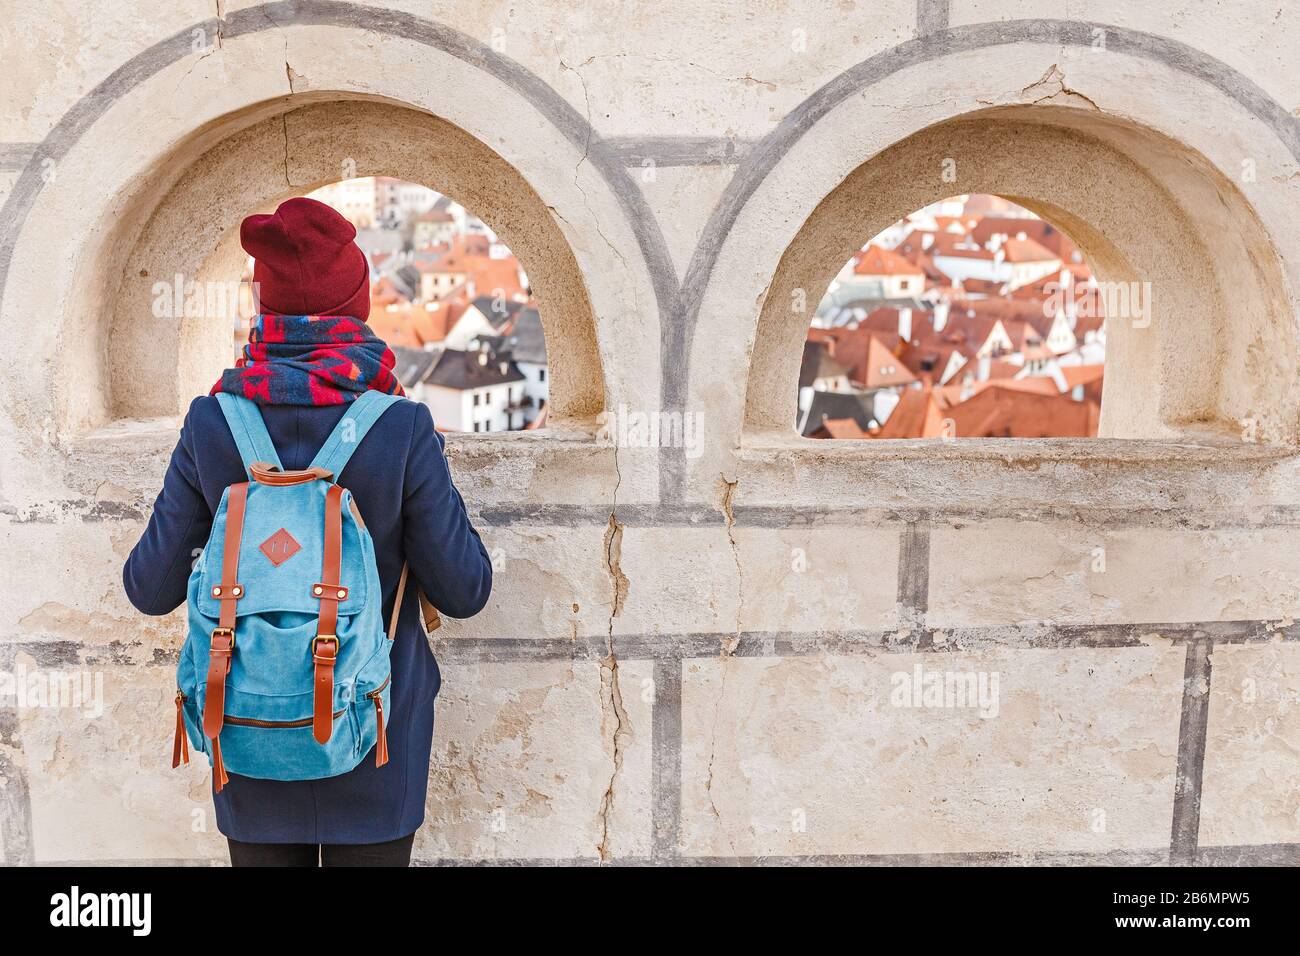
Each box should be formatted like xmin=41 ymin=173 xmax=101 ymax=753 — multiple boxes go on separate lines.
xmin=285 ymin=62 xmax=309 ymax=92
xmin=703 ymin=657 xmax=737 ymax=855
xmin=279 ymin=112 xmax=292 ymax=188
xmin=596 ymin=445 xmax=630 ymax=861
xmin=703 ymin=475 xmax=743 ymax=853
xmin=558 ymin=53 xmax=645 ymax=322
xmin=980 ymin=63 xmax=1101 ymax=111
xmin=718 ymin=474 xmax=743 ymax=653
xmin=561 ymin=51 xmax=778 ymax=91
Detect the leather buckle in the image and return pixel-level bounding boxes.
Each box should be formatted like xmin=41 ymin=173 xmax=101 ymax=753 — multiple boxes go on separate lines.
xmin=311 ymin=635 xmax=338 ymax=660
xmin=211 ymin=627 xmax=235 ymax=652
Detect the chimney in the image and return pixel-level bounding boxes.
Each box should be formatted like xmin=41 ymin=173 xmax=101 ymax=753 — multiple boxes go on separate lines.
xmin=933 ymin=300 xmax=950 ymax=333
xmin=898 ymin=307 xmax=912 ymax=342
xmin=921 ymin=233 xmax=934 ymax=251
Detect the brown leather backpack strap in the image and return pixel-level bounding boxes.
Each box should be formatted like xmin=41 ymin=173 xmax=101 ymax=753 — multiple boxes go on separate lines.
xmin=210 ymin=736 xmax=229 ymax=793
xmin=250 ymin=461 xmax=334 ymax=486
xmin=420 ymin=591 xmax=442 ymax=632
xmin=387 ymin=562 xmax=442 ymax=638
xmin=203 ymin=482 xmax=247 ymax=795
xmin=202 ymin=482 xmax=247 ymax=743
xmin=387 ymin=563 xmax=410 ymax=641
xmin=310 ymin=484 xmax=345 ymax=745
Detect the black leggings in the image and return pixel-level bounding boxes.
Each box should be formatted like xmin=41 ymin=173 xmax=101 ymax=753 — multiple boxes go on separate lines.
xmin=227 ymin=833 xmax=415 ymax=867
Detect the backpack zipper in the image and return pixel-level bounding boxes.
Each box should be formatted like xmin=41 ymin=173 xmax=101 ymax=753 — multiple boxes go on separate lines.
xmin=176 ymin=691 xmax=343 ymax=728
xmin=172 ymin=690 xmax=190 ymax=768
xmin=224 ymin=710 xmax=345 ymax=729
xmin=366 ymin=675 xmax=391 ymax=768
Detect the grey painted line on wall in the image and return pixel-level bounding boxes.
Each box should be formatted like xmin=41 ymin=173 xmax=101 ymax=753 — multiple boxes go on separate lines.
xmin=1193 ymin=842 xmax=1300 ymax=865
xmin=15 ymin=496 xmax=1300 ymax=533
xmin=916 ymin=0 xmax=951 ymax=37
xmin=0 ymin=646 xmax=35 ymax=866
xmin=1170 ymin=635 xmax=1213 ymax=865
xmin=8 ymin=618 xmax=1291 ymax=669
xmin=0 ymin=712 xmax=35 ymax=866
xmin=471 ymin=500 xmax=1300 ymax=531
xmin=895 ymin=521 xmax=931 ymax=626
xmin=604 ymin=135 xmax=753 ymax=168
xmin=428 ymin=620 xmax=1289 ymax=665
xmin=650 ymin=657 xmax=682 ymax=860
xmin=14 ymin=496 xmax=1300 ymax=537
xmin=0 ymin=144 xmax=38 ymax=171
xmin=0 ymin=21 xmax=204 ymax=306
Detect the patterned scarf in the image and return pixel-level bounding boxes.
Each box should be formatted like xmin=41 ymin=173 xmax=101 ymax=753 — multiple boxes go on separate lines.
xmin=211 ymin=314 xmax=405 ymax=405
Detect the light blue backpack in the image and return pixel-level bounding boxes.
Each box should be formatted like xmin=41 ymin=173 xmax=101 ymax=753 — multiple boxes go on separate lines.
xmin=171 ymin=391 xmax=416 ymax=791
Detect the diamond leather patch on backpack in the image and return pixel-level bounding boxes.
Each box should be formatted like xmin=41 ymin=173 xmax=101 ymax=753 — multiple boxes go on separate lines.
xmin=260 ymin=528 xmax=301 ymax=566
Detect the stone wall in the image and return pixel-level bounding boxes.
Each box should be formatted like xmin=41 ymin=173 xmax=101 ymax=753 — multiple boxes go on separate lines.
xmin=2 ymin=0 xmax=1298 ymax=864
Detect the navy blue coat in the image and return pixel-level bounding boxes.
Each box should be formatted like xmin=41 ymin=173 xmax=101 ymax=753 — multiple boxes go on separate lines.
xmin=123 ymin=395 xmax=492 ymax=844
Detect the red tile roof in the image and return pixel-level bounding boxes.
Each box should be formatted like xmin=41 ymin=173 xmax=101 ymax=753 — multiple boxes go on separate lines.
xmin=897 ymin=339 xmax=966 ymax=383
xmin=862 ymin=336 xmax=917 ymax=389
xmin=945 ymin=385 xmax=1100 ymax=438
xmin=413 ymin=235 xmax=525 ymax=301
xmin=969 ymin=215 xmax=1079 ymax=261
xmin=934 ymin=375 xmax=1059 ymax=408
xmin=1060 ymin=364 xmax=1105 ymax=388
xmin=808 ymin=323 xmax=901 ymax=388
xmin=873 ymin=386 xmax=948 ymax=439
xmin=1002 ymin=236 xmax=1059 ymax=263
xmin=961 ymin=277 xmax=1005 ymax=296
xmin=930 ymin=233 xmax=996 ymax=260
xmin=854 ymin=243 xmax=924 ymax=277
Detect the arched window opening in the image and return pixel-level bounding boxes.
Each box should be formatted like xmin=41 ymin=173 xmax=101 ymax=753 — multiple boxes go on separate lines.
xmin=797 ymin=194 xmax=1105 ymax=440
xmin=99 ymin=100 xmax=600 ymax=435
xmin=233 ymin=177 xmax=549 ymax=433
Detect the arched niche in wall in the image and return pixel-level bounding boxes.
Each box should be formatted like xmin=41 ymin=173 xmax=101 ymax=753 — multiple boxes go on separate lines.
xmin=744 ymin=106 xmax=1294 ymax=444
xmin=105 ymin=97 xmax=603 ymax=429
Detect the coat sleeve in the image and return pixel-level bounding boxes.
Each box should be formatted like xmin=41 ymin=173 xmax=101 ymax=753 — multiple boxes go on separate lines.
xmin=401 ymin=402 xmax=493 ymax=618
xmin=122 ymin=403 xmax=214 ymax=616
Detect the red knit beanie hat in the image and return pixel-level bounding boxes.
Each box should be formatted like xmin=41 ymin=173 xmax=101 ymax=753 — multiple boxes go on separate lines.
xmin=240 ymin=197 xmax=371 ymax=319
